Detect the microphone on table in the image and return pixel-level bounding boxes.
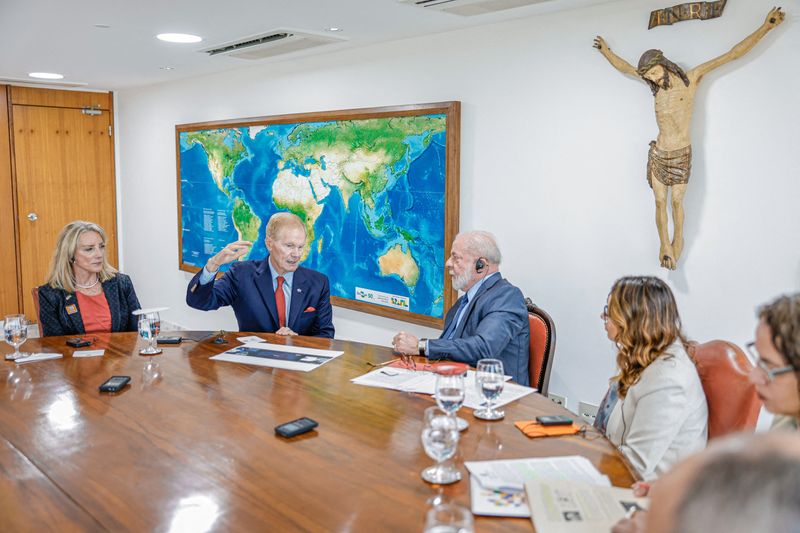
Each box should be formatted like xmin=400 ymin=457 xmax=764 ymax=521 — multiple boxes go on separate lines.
xmin=213 ymin=330 xmax=228 ymax=344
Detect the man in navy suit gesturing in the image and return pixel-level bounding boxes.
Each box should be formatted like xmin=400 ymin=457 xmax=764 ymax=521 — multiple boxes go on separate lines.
xmin=392 ymin=231 xmax=530 ymax=385
xmin=186 ymin=212 xmax=334 ymax=338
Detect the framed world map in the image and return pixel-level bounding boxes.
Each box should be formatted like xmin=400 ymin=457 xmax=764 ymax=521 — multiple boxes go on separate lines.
xmin=175 ymin=102 xmax=460 ymax=328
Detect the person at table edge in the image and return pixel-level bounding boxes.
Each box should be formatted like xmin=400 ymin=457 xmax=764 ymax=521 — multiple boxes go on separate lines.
xmin=38 ymin=220 xmax=141 ymax=336
xmin=186 ymin=212 xmax=334 ymax=338
xmin=392 ymin=230 xmax=530 ymax=385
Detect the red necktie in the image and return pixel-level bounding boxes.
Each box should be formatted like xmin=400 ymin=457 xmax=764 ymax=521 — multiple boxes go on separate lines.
xmin=275 ymin=276 xmax=286 ymax=328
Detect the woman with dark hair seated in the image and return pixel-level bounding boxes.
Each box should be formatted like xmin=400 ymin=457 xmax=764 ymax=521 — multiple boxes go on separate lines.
xmin=38 ymin=221 xmax=141 ymax=336
xmin=749 ymin=293 xmax=800 ymax=431
xmin=596 ymin=276 xmax=707 ymax=481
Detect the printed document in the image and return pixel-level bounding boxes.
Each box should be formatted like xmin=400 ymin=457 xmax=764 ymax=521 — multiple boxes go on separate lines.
xmin=463 ymin=381 xmax=535 ymax=409
xmin=211 ymin=342 xmax=343 ymax=372
xmin=464 ymin=456 xmax=610 ymax=518
xmin=351 ymin=367 xmax=527 ymax=398
xmin=525 ymin=479 xmax=648 ymax=533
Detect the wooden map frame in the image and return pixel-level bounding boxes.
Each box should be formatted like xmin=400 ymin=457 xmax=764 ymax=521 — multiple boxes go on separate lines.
xmin=175 ymin=101 xmax=460 ymax=328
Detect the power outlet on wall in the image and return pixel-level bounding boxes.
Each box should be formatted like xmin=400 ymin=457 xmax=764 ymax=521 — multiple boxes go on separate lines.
xmin=547 ymin=393 xmax=566 ymax=409
xmin=578 ymin=401 xmax=599 ymax=425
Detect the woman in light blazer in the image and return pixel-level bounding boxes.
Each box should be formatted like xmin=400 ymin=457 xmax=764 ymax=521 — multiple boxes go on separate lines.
xmin=599 ymin=276 xmax=707 ymax=481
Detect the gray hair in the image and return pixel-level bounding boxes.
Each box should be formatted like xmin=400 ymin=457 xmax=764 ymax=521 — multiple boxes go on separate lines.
xmin=457 ymin=231 xmax=502 ymax=265
xmin=673 ymin=441 xmax=800 ymax=533
xmin=265 ymin=212 xmax=306 ymax=241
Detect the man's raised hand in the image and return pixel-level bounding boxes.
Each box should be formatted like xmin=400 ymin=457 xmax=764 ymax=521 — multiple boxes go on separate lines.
xmin=206 ymin=240 xmax=253 ymax=272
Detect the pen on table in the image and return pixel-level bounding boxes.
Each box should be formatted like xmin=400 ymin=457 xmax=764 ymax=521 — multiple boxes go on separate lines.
xmin=366 ymin=358 xmax=401 ymax=368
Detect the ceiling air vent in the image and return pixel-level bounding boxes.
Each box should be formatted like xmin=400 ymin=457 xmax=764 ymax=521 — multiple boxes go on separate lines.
xmin=201 ymin=29 xmax=345 ymax=60
xmin=397 ymin=0 xmax=554 ymax=16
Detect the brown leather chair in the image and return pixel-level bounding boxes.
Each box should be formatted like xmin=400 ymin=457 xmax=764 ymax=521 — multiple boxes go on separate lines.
xmin=690 ymin=340 xmax=762 ymax=440
xmin=525 ymin=298 xmax=556 ymax=395
xmin=31 ymin=286 xmax=41 ymax=324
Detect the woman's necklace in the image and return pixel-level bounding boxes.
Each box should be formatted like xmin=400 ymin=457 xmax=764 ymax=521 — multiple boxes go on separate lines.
xmin=75 ymin=276 xmax=100 ymax=290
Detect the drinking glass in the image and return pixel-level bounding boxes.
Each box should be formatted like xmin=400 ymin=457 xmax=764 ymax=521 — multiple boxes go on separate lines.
xmin=6 ymin=366 xmax=33 ymax=401
xmin=473 ymin=359 xmax=505 ymax=420
xmin=435 ymin=370 xmax=469 ymax=432
xmin=142 ymin=359 xmax=163 ymax=387
xmin=421 ymin=406 xmax=461 ymax=485
xmin=4 ymin=314 xmax=29 ymax=361
xmin=424 ymin=503 xmax=475 ymax=533
xmin=137 ymin=311 xmax=162 ymax=355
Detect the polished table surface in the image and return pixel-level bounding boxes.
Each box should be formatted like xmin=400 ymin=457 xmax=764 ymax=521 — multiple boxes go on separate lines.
xmin=0 ymin=332 xmax=636 ymax=532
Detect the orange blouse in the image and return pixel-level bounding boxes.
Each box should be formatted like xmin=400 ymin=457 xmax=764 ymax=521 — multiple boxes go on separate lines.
xmin=76 ymin=291 xmax=112 ymax=333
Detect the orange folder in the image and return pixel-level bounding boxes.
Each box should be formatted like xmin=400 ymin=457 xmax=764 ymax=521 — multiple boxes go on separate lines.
xmin=514 ymin=421 xmax=581 ymax=438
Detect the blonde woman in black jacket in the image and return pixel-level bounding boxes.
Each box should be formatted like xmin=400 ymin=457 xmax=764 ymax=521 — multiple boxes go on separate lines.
xmin=37 ymin=221 xmax=141 ymax=336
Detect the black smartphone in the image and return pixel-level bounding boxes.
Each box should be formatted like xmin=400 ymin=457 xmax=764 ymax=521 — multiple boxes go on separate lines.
xmin=275 ymin=417 xmax=318 ymax=438
xmin=66 ymin=337 xmax=92 ymax=348
xmin=99 ymin=375 xmax=131 ymax=393
xmin=536 ymin=415 xmax=573 ymax=426
xmin=157 ymin=336 xmax=182 ymax=345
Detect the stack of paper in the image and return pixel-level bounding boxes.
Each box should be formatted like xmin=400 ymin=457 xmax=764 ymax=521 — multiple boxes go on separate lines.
xmin=526 ymin=479 xmax=648 ymax=532
xmin=464 ymin=456 xmax=610 ymax=518
xmin=210 ymin=342 xmax=343 ymax=372
xmin=351 ymin=366 xmax=443 ymax=393
xmin=351 ymin=367 xmax=534 ymax=408
xmin=15 ymin=353 xmax=63 ymax=365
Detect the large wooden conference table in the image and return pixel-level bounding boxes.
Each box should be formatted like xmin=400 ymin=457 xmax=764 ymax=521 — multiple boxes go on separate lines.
xmin=0 ymin=332 xmax=637 ymax=532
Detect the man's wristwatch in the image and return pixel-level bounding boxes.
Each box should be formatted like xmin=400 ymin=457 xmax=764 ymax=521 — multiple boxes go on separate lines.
xmin=418 ymin=339 xmax=427 ymax=356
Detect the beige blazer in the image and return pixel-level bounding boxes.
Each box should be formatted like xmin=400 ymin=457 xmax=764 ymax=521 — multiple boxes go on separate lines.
xmin=605 ymin=341 xmax=708 ymax=481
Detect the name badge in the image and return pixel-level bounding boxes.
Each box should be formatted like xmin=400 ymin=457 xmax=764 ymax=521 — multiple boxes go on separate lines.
xmin=66 ymin=304 xmax=78 ymax=315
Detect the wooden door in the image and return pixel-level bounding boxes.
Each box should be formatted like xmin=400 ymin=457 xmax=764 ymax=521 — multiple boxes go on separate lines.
xmin=0 ymin=86 xmax=20 ymax=316
xmin=11 ymin=88 xmax=117 ymax=319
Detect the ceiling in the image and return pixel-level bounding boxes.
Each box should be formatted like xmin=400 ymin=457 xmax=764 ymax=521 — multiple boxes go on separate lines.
xmin=1 ymin=0 xmax=618 ymax=91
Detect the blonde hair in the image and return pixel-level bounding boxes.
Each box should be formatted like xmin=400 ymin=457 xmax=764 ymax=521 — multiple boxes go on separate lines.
xmin=608 ymin=276 xmax=689 ymax=397
xmin=265 ymin=212 xmax=306 ymax=241
xmin=46 ymin=221 xmax=117 ymax=292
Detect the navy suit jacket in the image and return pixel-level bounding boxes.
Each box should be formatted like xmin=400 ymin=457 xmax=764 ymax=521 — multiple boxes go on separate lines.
xmin=428 ymin=274 xmax=530 ymax=386
xmin=186 ymin=257 xmax=335 ymax=338
xmin=38 ymin=273 xmax=141 ymax=337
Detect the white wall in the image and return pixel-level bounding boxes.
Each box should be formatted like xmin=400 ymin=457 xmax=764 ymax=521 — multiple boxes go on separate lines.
xmin=117 ymin=0 xmax=800 ymax=410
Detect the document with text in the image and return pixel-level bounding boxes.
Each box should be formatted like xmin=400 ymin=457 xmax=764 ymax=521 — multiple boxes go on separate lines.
xmin=525 ymin=479 xmax=648 ymax=533
xmin=464 ymin=456 xmax=610 ymax=518
xmin=210 ymin=342 xmax=343 ymax=372
xmin=351 ymin=368 xmax=532 ymax=409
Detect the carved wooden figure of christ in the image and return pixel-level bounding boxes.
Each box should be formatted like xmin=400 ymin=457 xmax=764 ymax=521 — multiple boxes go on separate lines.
xmin=594 ymin=7 xmax=784 ymax=270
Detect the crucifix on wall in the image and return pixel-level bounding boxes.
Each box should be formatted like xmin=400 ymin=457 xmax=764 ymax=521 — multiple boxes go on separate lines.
xmin=593 ymin=7 xmax=785 ymax=270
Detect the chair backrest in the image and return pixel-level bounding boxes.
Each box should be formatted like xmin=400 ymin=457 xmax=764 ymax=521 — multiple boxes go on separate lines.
xmin=525 ymin=298 xmax=556 ymax=395
xmin=690 ymin=340 xmax=762 ymax=440
xmin=31 ymin=286 xmax=41 ymax=324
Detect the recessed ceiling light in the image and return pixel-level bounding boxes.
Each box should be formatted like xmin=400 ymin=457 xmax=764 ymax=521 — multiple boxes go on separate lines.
xmin=157 ymin=33 xmax=202 ymax=43
xmin=93 ymin=24 xmax=111 ymax=29
xmin=159 ymin=66 xmax=175 ymax=71
xmin=325 ymin=27 xmax=343 ymax=32
xmin=28 ymin=72 xmax=64 ymax=80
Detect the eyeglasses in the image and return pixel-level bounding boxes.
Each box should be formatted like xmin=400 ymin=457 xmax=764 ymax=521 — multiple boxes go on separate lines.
xmin=601 ymin=305 xmax=609 ymax=322
xmin=745 ymin=342 xmax=796 ymax=383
